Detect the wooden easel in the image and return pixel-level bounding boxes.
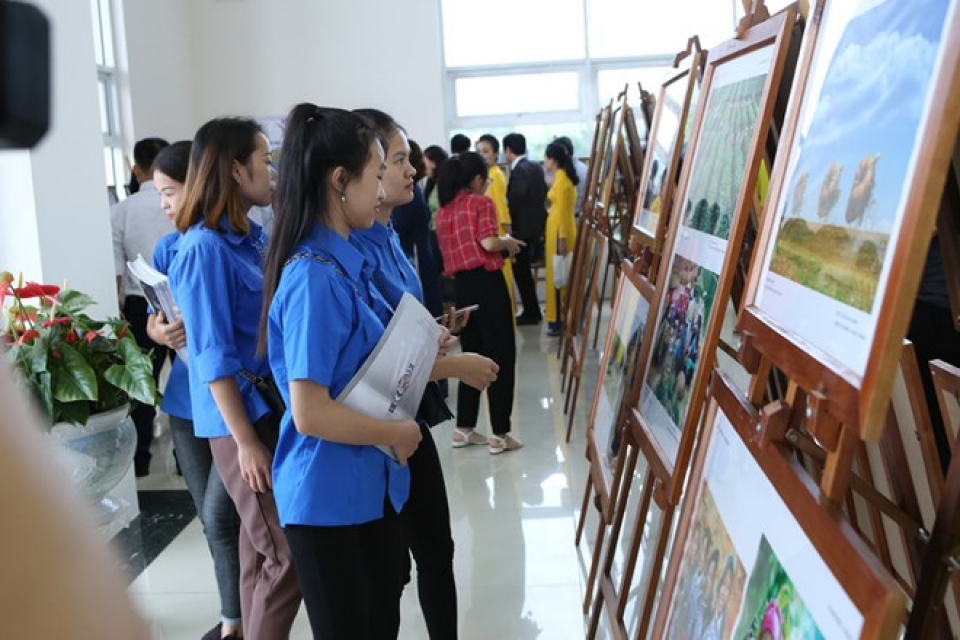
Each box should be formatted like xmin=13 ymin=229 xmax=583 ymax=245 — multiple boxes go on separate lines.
xmin=576 ymin=259 xmax=659 ymax=613
xmin=561 ymin=229 xmax=609 ymax=441
xmin=907 ymin=360 xmax=960 ymax=637
xmin=737 ymin=0 xmax=960 ymax=503
xmin=629 ymin=35 xmax=705 ymax=281
xmin=650 ymin=371 xmax=906 ymax=639
xmin=559 ymin=104 xmax=612 ymax=369
xmin=586 ymin=5 xmax=801 ymax=636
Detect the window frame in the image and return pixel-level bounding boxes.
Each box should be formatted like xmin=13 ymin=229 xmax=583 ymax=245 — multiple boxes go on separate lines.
xmin=439 ymin=0 xmax=735 ymax=140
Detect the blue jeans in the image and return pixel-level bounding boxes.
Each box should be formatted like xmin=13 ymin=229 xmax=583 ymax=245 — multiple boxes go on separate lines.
xmin=169 ymin=415 xmax=242 ymax=623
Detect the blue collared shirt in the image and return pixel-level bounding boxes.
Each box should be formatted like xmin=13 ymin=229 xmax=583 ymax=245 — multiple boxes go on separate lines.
xmin=268 ymin=222 xmax=409 ymax=526
xmin=153 ymin=232 xmax=191 ymax=420
xmin=168 ymin=218 xmax=270 ymax=438
xmin=350 ymin=221 xmax=423 ymax=308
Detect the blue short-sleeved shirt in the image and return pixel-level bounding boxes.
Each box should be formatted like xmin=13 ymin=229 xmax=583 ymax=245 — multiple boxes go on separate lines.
xmin=168 ymin=219 xmax=270 ymax=438
xmin=152 ymin=232 xmax=191 ymax=420
xmin=350 ymin=221 xmax=423 ymax=308
xmin=268 ymin=222 xmax=409 ymax=526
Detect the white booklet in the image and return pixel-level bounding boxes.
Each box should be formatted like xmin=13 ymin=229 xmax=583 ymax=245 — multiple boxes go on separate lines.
xmin=337 ymin=292 xmax=443 ymax=460
xmin=125 ymin=254 xmax=188 ymax=362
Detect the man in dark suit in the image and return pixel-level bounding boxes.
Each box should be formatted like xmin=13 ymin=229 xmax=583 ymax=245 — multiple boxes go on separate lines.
xmin=504 ymin=132 xmax=547 ymax=324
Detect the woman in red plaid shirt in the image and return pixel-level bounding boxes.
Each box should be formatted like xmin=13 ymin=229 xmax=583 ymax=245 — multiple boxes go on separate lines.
xmin=436 ymin=152 xmax=526 ymax=454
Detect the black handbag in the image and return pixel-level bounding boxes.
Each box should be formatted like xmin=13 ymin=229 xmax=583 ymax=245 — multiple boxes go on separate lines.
xmin=240 ymin=370 xmax=286 ymax=417
xmin=417 ymin=381 xmax=454 ymax=427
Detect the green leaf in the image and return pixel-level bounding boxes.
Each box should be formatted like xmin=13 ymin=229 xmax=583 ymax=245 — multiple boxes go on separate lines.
xmin=57 ymin=290 xmax=97 ymax=315
xmin=33 ymin=371 xmax=54 ymax=420
xmin=17 ymin=335 xmax=48 ymax=374
xmin=57 ymin=400 xmax=91 ymax=426
xmin=104 ymin=336 xmax=158 ymax=405
xmin=50 ymin=342 xmax=98 ymax=402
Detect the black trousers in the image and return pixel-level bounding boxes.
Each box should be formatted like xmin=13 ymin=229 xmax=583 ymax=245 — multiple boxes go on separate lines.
xmin=405 ymin=423 xmax=457 ymax=639
xmin=512 ymin=239 xmax=541 ymax=320
xmin=122 ymin=295 xmax=168 ymax=466
xmin=907 ymin=299 xmax=960 ymax=471
xmin=454 ymin=267 xmax=516 ymax=435
xmin=284 ymin=502 xmax=407 ymax=640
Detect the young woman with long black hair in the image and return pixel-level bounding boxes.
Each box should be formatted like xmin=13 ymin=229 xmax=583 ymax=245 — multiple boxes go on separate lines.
xmin=351 ymin=108 xmax=499 ymax=639
xmin=169 ymin=118 xmax=301 ymax=639
xmin=146 ymin=140 xmax=243 ymax=640
xmin=436 ymin=152 xmax=525 ymax=454
xmin=260 ymin=105 xmax=423 ymax=639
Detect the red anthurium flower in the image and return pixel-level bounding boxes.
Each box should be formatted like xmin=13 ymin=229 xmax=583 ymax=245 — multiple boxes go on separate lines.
xmin=16 ymin=329 xmax=40 ymax=345
xmin=85 ymin=330 xmax=98 ymax=344
xmin=66 ymin=330 xmax=79 ymax=344
xmin=41 ymin=316 xmax=72 ymax=328
xmin=13 ymin=282 xmax=60 ymax=299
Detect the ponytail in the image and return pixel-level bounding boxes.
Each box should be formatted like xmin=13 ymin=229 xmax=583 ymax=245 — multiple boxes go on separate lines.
xmin=437 ymin=151 xmax=488 ymax=207
xmin=257 ymin=104 xmax=377 ymax=354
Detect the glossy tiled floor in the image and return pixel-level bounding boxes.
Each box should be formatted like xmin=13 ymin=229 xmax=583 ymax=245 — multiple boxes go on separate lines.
xmin=129 ymin=317 xmax=628 ymax=640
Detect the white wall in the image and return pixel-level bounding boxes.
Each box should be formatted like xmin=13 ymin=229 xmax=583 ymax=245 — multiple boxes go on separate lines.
xmin=120 ymin=0 xmax=198 ymax=141
xmin=121 ymin=0 xmax=447 ymax=147
xmin=0 ymin=0 xmax=138 ymax=518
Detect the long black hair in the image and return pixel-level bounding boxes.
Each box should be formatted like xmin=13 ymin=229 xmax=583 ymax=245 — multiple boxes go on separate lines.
xmin=545 ymin=140 xmax=580 ymax=186
xmin=437 ymin=151 xmax=488 ymax=207
xmin=258 ymin=104 xmax=378 ymax=353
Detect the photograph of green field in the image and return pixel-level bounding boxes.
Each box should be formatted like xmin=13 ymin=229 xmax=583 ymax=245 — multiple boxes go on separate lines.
xmin=770 ymin=218 xmax=887 ymax=313
xmin=764 ymin=0 xmax=952 ymax=315
xmin=681 ymin=72 xmax=768 ymax=242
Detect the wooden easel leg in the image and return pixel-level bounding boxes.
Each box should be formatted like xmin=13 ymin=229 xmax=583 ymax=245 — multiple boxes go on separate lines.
xmin=615 ymin=472 xmax=657 ymax=621
xmin=636 ymin=503 xmax=676 ymax=640
xmin=583 ymin=515 xmax=607 ymax=612
xmin=566 ymin=374 xmax=582 ymax=442
xmin=822 ymin=424 xmax=858 ymax=503
xmin=564 ymin=364 xmax=577 ymax=415
xmin=593 ymin=262 xmax=610 ymax=350
xmin=576 ymin=473 xmax=595 ymax=546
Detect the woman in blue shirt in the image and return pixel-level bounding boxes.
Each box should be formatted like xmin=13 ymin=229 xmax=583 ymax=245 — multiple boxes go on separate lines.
xmin=146 ymin=141 xmax=242 ymax=640
xmin=168 ymin=118 xmax=301 ymax=639
xmin=260 ymin=104 xmax=423 ymax=639
xmin=351 ymin=109 xmax=500 ymax=639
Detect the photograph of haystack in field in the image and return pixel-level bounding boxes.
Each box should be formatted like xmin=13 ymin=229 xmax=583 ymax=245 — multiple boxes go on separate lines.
xmin=768 ymin=0 xmax=950 ymax=314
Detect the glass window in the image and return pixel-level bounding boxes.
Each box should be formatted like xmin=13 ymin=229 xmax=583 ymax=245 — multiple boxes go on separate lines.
xmin=90 ymin=0 xmax=104 ymax=66
xmin=597 ymin=66 xmax=673 ymax=103
xmin=97 ymin=0 xmax=115 ymax=67
xmin=588 ymin=0 xmax=737 ymax=56
xmin=441 ymin=0 xmax=585 ymax=67
xmin=455 ymin=72 xmax=580 ymax=118
xmin=97 ymin=78 xmax=110 ymax=135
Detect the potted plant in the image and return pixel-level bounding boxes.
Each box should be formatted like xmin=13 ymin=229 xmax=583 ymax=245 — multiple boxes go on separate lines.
xmin=1 ymin=271 xmax=159 ymax=508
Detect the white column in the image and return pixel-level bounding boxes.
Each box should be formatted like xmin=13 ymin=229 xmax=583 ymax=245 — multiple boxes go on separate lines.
xmin=0 ymin=0 xmax=138 ymax=526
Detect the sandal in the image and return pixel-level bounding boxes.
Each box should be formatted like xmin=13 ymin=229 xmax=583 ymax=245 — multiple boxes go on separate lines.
xmin=452 ymin=428 xmax=487 ymax=448
xmin=489 ymin=434 xmax=524 ymax=455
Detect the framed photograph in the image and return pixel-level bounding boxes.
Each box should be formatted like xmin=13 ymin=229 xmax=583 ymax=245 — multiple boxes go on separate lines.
xmin=582 ymin=104 xmax=611 ymax=217
xmin=652 ymin=370 xmax=906 ymax=639
xmin=587 ymin=262 xmax=654 ymax=517
xmin=634 ymin=9 xmax=798 ymax=490
xmin=632 ymin=50 xmax=703 ymax=250
xmin=597 ymin=97 xmax=627 ymax=215
xmin=741 ymin=0 xmax=960 ymax=437
xmin=586 ymin=103 xmax=615 ymax=217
